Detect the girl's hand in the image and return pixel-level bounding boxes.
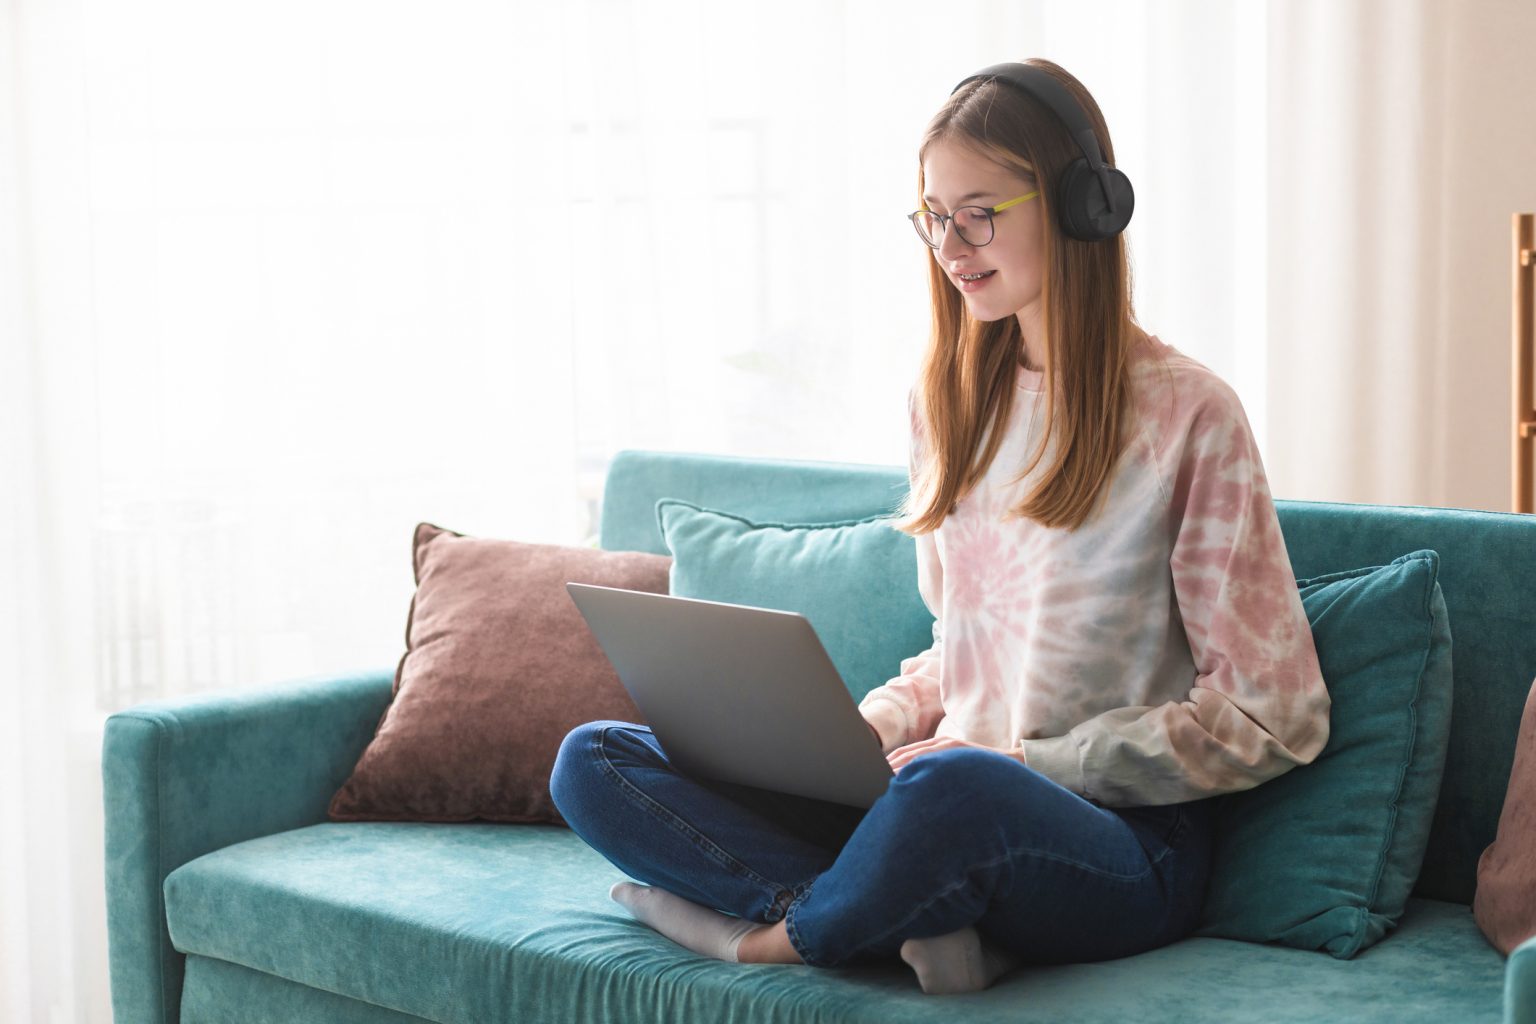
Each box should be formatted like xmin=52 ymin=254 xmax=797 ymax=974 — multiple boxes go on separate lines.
xmin=887 ymin=736 xmax=1023 ymax=774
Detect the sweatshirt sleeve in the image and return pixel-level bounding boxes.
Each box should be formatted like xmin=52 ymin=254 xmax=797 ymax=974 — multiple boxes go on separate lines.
xmin=858 ymin=389 xmax=946 ymax=754
xmin=1017 ymin=383 xmax=1332 ymax=807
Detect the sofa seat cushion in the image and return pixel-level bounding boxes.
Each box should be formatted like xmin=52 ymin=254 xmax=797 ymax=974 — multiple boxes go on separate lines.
xmin=163 ymin=823 xmax=1506 ymax=1024
xmin=180 ymin=954 xmax=432 ymax=1023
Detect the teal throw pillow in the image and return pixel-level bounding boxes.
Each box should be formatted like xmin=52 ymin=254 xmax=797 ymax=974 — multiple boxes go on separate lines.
xmin=653 ymin=498 xmax=935 ymax=703
xmin=1193 ymin=549 xmax=1454 ymax=959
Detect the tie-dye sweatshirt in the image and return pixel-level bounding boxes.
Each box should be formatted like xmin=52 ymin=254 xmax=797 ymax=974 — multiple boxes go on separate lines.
xmin=858 ymin=334 xmax=1331 ymax=808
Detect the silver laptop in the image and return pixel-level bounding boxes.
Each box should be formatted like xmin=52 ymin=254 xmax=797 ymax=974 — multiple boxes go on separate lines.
xmin=564 ymin=582 xmax=895 ymax=808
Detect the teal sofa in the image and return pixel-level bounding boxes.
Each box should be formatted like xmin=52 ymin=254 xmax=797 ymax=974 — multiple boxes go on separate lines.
xmin=103 ymin=449 xmax=1536 ymax=1023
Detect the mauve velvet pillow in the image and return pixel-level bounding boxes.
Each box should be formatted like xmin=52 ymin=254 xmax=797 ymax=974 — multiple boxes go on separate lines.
xmin=327 ymin=522 xmax=671 ymax=825
xmin=1474 ymin=675 xmax=1536 ymax=956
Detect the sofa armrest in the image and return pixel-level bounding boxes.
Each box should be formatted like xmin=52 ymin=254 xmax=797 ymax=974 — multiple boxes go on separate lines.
xmin=101 ymin=667 xmax=394 ymax=1024
xmin=1510 ymin=932 xmax=1536 ymax=1024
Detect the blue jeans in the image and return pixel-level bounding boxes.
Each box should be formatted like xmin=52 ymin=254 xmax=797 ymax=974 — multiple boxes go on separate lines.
xmin=549 ymin=719 xmax=1216 ymax=969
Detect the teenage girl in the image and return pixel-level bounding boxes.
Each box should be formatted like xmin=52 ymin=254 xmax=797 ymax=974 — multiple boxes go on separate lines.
xmin=550 ymin=57 xmax=1331 ymax=995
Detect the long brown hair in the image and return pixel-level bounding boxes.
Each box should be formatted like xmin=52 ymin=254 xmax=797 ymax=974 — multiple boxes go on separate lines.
xmin=893 ymin=58 xmax=1153 ymax=537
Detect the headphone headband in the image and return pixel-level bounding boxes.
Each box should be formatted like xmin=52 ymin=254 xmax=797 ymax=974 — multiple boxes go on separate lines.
xmin=949 ymin=62 xmax=1133 ymax=242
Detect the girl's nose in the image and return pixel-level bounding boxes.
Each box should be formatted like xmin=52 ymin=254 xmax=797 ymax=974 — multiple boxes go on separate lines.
xmin=938 ymin=225 xmax=974 ymax=259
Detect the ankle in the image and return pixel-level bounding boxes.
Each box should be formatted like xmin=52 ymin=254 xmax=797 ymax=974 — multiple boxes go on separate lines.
xmin=735 ymin=920 xmax=803 ymax=964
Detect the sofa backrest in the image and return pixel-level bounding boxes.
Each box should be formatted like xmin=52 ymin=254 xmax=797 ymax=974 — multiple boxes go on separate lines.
xmin=598 ymin=448 xmax=1536 ymax=907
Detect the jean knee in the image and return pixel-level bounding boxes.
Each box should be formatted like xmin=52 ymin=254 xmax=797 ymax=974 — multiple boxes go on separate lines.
xmin=898 ymin=746 xmax=1018 ymax=786
xmin=549 ymin=720 xmax=613 ymax=821
xmin=890 ymin=747 xmax=1031 ymax=818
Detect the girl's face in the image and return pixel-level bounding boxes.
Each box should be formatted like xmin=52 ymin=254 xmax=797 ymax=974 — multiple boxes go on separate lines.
xmin=920 ymin=140 xmax=1044 ymax=328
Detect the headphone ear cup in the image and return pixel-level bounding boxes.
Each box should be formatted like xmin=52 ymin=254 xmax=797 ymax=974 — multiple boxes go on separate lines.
xmin=1056 ymin=158 xmax=1135 ymax=242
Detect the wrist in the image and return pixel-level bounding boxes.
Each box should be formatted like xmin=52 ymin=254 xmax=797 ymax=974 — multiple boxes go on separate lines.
xmin=859 ymin=700 xmax=908 ymax=755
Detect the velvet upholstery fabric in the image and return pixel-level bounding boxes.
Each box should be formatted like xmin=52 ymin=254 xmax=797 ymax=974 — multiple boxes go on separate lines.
xmin=181 ymin=954 xmax=428 ymax=1023
xmin=1475 ymin=675 xmax=1536 ymax=956
xmin=654 ymin=498 xmax=934 ymax=703
xmin=600 ymin=452 xmax=907 ymax=556
xmin=106 ymin=664 xmax=1536 ymax=1024
xmin=327 ymin=523 xmax=671 ymax=824
xmin=102 ymin=450 xmax=1536 ymax=1024
xmin=1194 ymin=551 xmax=1454 ymax=958
xmin=104 ymin=669 xmax=395 ymax=1024
xmin=162 ymin=822 xmax=1508 ymax=1024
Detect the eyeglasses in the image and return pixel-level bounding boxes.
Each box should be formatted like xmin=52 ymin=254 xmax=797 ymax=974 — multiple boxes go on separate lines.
xmin=908 ymin=191 xmax=1041 ymax=248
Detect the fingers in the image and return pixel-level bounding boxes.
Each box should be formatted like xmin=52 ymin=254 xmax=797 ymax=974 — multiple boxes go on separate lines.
xmin=885 ymin=738 xmax=1025 ymax=776
xmin=887 ymin=736 xmax=964 ymax=773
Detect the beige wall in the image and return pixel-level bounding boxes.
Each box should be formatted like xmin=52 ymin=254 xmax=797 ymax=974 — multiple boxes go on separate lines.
xmin=1267 ymin=0 xmax=1536 ymax=512
xmin=1438 ymin=0 xmax=1536 ymax=512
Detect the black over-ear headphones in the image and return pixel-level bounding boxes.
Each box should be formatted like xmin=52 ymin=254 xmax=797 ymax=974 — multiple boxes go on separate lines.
xmin=951 ymin=62 xmax=1134 ymax=243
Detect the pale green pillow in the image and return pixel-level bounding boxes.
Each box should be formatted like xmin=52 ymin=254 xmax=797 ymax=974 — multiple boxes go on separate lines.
xmin=653 ymin=499 xmax=934 ymax=703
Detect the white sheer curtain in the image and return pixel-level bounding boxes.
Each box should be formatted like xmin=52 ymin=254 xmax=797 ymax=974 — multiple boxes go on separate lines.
xmin=10 ymin=0 xmax=1521 ymax=1018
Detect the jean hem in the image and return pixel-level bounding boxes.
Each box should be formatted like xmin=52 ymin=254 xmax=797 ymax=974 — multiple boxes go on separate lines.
xmin=765 ymin=881 xmax=804 ymax=924
xmin=783 ymin=878 xmax=839 ymax=967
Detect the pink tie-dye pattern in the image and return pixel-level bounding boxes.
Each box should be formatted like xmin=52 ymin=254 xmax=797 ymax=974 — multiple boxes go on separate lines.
xmin=859 ymin=336 xmax=1332 ymax=808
